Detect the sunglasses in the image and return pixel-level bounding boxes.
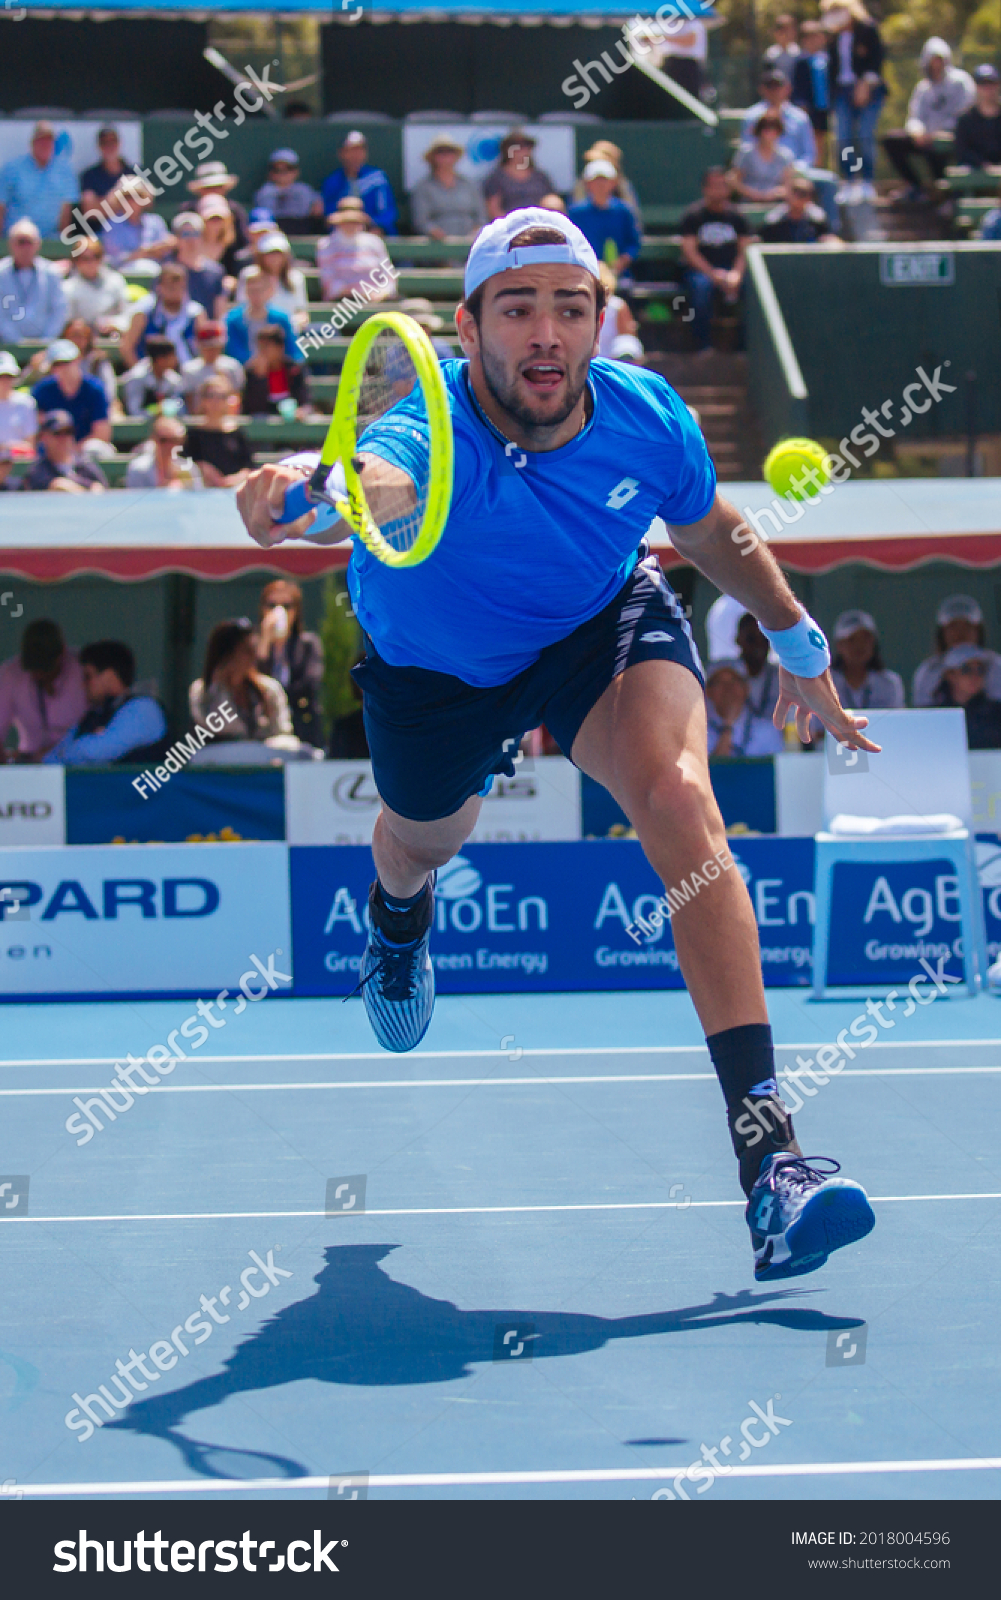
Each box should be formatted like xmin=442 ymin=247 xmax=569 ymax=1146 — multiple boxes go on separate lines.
xmin=270 ymin=163 xmax=296 ymax=172
xmin=957 ymin=662 xmax=987 ymax=676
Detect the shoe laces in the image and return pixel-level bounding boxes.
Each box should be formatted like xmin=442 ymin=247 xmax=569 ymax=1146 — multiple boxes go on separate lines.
xmin=344 ymin=933 xmax=424 ymax=1004
xmin=762 ymin=1154 xmax=841 ymax=1197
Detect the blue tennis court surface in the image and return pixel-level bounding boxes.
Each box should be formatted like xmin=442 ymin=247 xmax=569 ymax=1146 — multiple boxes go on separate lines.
xmin=2 ymin=985 xmax=1000 ymax=1502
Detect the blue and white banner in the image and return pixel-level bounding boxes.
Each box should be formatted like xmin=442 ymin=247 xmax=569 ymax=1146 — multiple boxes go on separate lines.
xmin=0 ymin=844 xmax=291 ymax=999
xmin=289 ymin=839 xmax=818 ymax=995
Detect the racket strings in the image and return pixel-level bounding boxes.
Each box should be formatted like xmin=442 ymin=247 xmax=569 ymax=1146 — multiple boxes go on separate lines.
xmin=352 ymin=328 xmax=430 ymax=555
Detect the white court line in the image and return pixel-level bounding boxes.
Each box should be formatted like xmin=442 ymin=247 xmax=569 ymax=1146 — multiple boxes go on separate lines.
xmin=4 ymin=1066 xmax=1001 ymax=1097
xmin=3 ymin=1038 xmax=1001 ymax=1069
xmin=13 ymin=1457 xmax=1001 ymax=1496
xmin=5 ymin=1193 xmax=1001 ymax=1224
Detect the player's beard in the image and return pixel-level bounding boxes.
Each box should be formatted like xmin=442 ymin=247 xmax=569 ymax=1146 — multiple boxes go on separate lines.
xmin=479 ymin=339 xmax=591 ymax=441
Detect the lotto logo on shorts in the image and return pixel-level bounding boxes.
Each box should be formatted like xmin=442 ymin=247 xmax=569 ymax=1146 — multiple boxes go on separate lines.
xmin=826 ymin=1324 xmax=867 ymax=1366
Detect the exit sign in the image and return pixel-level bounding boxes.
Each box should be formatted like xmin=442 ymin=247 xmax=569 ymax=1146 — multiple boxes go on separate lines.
xmin=880 ymin=251 xmax=955 ymax=286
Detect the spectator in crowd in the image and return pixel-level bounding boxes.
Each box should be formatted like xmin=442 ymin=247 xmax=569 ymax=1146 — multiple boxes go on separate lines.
xmin=257 ymin=580 xmax=325 ymax=747
xmin=0 ymin=447 xmax=22 ymax=493
xmin=321 ymin=132 xmax=398 ymax=237
xmin=31 ymin=337 xmax=111 ymax=446
xmin=735 ymin=612 xmax=781 ymax=719
xmin=742 ymin=69 xmax=839 ymax=226
xmin=483 ymin=132 xmax=558 ymax=220
xmin=121 ymin=262 xmax=206 ymax=369
xmin=730 ymin=114 xmax=796 ymax=202
xmin=224 ymin=266 xmax=298 ymax=364
xmin=705 ymin=661 xmax=784 ymax=758
xmin=187 ymin=163 xmax=250 ymax=252
xmin=24 ymin=410 xmax=108 ymax=493
xmin=679 ymin=167 xmax=750 ymax=356
xmin=596 ymin=263 xmax=643 ymax=363
xmin=760 ymin=174 xmax=839 ymax=242
xmin=933 ymin=644 xmax=1001 ymax=749
xmin=743 ymin=70 xmax=817 ymax=170
xmin=44 ymin=640 xmax=168 ymax=766
xmin=0 ymin=619 xmax=86 ymax=761
xmin=0 ymin=352 xmax=37 ymax=449
xmin=169 ymin=213 xmax=226 ymax=321
xmin=0 ymin=220 xmax=68 ymax=341
xmin=125 ymin=414 xmax=203 ymax=491
xmin=182 ymin=375 xmax=254 ymax=489
xmin=79 ymin=127 xmax=127 ymax=211
xmin=882 ymin=37 xmax=973 ymax=202
xmin=253 ymin=149 xmax=323 ymax=235
xmin=236 ymin=232 xmax=309 ymax=331
xmin=410 ymin=136 xmax=485 ymax=241
xmin=189 ymin=619 xmax=293 ymax=743
xmin=316 ymin=198 xmax=393 ymax=303
xmin=573 ymin=142 xmax=643 ymax=231
xmin=569 ymin=159 xmax=642 ymax=275
xmin=243 ymin=325 xmax=311 ymax=419
xmin=954 ymin=64 xmax=1001 ymax=170
xmin=197 ymin=195 xmax=243 ymax=280
xmin=102 ymin=178 xmax=174 ymax=267
xmin=912 ymin=594 xmax=1001 ymax=705
xmin=181 ymin=320 xmax=245 ymax=400
xmin=830 ymin=609 xmax=904 ymax=710
xmin=0 ymin=121 xmax=78 ymax=240
xmin=764 ymin=13 xmax=800 ymax=85
xmin=792 ymin=20 xmax=832 ymax=166
xmin=821 ymin=0 xmax=886 ymax=201
xmin=62 ymin=240 xmax=132 ymax=337
xmin=120 ymin=334 xmax=186 ymax=418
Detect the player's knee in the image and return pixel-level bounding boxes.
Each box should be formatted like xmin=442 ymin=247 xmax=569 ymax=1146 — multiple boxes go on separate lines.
xmin=632 ymin=762 xmax=712 ymax=834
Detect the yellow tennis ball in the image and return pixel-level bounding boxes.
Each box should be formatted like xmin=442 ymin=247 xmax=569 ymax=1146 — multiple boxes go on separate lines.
xmin=763 ymin=438 xmax=830 ymax=499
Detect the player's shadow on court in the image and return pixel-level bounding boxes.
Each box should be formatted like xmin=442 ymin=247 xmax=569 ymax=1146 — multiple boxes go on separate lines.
xmin=107 ymin=1243 xmax=864 ymax=1478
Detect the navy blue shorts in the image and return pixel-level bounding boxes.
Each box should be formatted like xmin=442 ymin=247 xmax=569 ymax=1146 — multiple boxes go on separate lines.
xmin=352 ymin=545 xmax=704 ymax=822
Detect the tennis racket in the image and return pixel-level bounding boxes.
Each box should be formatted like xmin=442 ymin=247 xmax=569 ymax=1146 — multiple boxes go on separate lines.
xmin=274 ymin=310 xmax=453 ymax=568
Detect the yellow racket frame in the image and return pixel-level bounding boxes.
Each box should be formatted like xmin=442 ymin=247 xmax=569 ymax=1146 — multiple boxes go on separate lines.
xmin=312 ymin=310 xmax=453 ymax=568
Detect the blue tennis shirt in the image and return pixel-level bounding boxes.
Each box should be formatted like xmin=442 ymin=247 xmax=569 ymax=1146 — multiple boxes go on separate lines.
xmin=317 ymin=357 xmax=714 ymax=687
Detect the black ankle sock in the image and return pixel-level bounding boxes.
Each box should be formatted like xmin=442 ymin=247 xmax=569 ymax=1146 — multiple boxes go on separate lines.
xmin=370 ymin=877 xmax=433 ymax=944
xmin=707 ymin=1023 xmax=776 ymax=1111
xmin=707 ymin=1023 xmax=799 ymax=1196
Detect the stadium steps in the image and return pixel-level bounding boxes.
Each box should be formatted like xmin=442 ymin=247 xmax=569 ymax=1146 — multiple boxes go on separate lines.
xmin=646 ymin=351 xmax=764 ymax=482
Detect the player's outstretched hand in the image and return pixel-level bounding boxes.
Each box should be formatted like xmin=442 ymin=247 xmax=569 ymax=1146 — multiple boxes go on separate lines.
xmin=236 ymin=463 xmax=317 ymax=549
xmin=773 ymin=666 xmax=882 ymax=753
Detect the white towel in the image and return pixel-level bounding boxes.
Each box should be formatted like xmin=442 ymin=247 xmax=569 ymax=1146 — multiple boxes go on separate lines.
xmin=828 ymin=813 xmax=964 ymax=837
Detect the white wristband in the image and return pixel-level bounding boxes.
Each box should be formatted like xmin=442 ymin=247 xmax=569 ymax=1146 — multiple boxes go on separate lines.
xmin=759 ymin=610 xmax=831 ymax=678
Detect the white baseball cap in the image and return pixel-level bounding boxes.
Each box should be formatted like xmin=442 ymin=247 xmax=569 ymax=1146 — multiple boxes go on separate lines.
xmin=0 ymin=352 xmax=20 ymax=377
xmin=937 ymin=593 xmax=982 ymax=626
xmin=463 ymin=206 xmax=599 ymax=299
xmin=583 ymin=158 xmax=618 ymax=181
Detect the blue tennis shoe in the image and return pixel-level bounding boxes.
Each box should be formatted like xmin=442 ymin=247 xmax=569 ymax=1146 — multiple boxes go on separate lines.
xmin=351 ymin=879 xmax=435 ymax=1053
xmin=747 ymin=1154 xmax=875 ymax=1281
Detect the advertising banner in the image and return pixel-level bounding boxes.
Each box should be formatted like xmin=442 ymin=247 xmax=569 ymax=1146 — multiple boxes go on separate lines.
xmin=0 ymin=843 xmax=291 ymax=999
xmin=0 ymin=765 xmax=65 ymax=847
xmin=289 ymin=838 xmax=817 ymax=996
xmin=285 ymin=758 xmax=581 ymax=847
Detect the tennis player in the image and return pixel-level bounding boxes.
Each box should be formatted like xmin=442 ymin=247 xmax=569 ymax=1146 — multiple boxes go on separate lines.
xmin=237 ymin=208 xmax=878 ymax=1281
